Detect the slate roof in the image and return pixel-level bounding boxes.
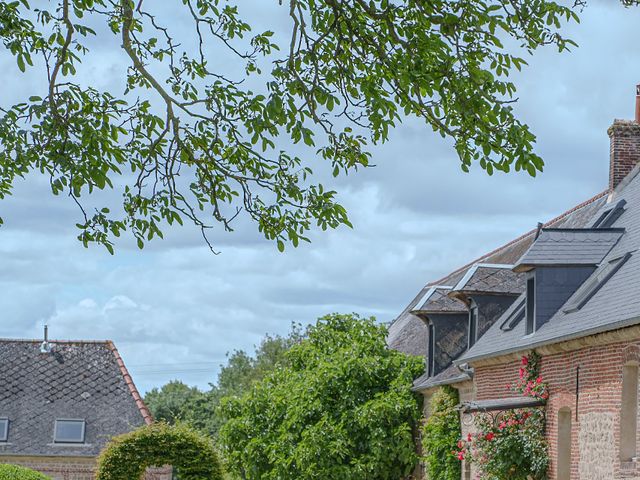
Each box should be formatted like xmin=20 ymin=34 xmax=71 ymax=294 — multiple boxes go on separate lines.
xmin=412 ymin=364 xmax=470 ymax=392
xmin=514 ymin=228 xmax=624 ymax=272
xmin=0 ymin=339 xmax=151 ymax=457
xmin=387 ymin=191 xmax=608 ymax=357
xmin=412 ymin=287 xmax=466 ymax=314
xmin=450 ymin=264 xmax=525 ymax=297
xmin=460 ymin=166 xmax=640 ymax=364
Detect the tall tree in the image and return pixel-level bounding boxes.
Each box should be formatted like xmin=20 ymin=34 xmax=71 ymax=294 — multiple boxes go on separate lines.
xmin=218 ymin=314 xmax=424 ymax=480
xmin=144 ymin=326 xmax=303 ymax=438
xmin=0 ymin=0 xmax=612 ymax=252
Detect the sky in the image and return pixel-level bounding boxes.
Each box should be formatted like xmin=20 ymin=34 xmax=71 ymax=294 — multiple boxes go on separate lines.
xmin=0 ymin=1 xmax=639 ymax=393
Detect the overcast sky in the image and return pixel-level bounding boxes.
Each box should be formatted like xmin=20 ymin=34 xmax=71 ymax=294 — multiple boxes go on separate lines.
xmin=1 ymin=1 xmax=639 ymax=393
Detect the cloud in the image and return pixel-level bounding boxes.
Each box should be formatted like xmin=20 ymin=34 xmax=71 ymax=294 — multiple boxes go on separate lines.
xmin=1 ymin=2 xmax=639 ymax=393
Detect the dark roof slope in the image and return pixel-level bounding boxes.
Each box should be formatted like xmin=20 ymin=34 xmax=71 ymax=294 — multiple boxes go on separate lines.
xmin=461 ymin=168 xmax=640 ymax=363
xmin=0 ymin=340 xmax=150 ymax=457
xmin=451 ymin=264 xmax=524 ymax=297
xmin=413 ymin=287 xmax=466 ymax=313
xmin=387 ymin=192 xmax=607 ymax=356
xmin=514 ymin=228 xmax=624 ymax=272
xmin=413 ymin=364 xmax=470 ymax=391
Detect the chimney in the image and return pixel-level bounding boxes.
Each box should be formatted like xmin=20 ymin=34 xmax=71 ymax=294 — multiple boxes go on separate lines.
xmin=608 ymin=85 xmax=640 ymax=191
xmin=40 ymin=324 xmax=52 ymax=353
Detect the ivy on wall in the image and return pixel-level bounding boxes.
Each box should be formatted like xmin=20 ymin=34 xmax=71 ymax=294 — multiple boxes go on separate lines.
xmin=456 ymin=352 xmax=549 ymax=480
xmin=421 ymin=385 xmax=462 ymax=480
xmin=0 ymin=464 xmax=51 ymax=479
xmin=95 ymin=423 xmax=223 ymax=480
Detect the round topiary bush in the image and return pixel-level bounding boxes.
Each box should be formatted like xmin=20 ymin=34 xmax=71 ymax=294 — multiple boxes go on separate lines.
xmin=0 ymin=464 xmax=51 ymax=479
xmin=95 ymin=423 xmax=223 ymax=480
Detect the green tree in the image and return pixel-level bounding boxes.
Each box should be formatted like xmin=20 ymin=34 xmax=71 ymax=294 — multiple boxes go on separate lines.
xmin=0 ymin=0 xmax=619 ymax=252
xmin=421 ymin=386 xmax=461 ymax=480
xmin=145 ymin=326 xmax=303 ymax=438
xmin=144 ymin=380 xmax=208 ymax=425
xmin=218 ymin=313 xmax=424 ymax=480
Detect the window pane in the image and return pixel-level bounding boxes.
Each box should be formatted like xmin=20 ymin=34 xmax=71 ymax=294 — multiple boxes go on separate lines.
xmin=0 ymin=419 xmax=8 ymax=441
xmin=54 ymin=420 xmax=85 ymax=443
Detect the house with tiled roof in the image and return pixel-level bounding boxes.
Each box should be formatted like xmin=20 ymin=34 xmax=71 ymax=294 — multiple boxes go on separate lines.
xmin=0 ymin=333 xmax=171 ymax=480
xmin=390 ymin=87 xmax=640 ymax=480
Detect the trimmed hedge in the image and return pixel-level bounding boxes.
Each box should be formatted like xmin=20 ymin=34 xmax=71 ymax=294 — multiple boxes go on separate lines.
xmin=96 ymin=423 xmax=223 ymax=480
xmin=0 ymin=464 xmax=51 ymax=479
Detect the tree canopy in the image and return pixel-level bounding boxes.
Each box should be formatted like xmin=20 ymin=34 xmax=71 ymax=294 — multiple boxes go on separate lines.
xmin=0 ymin=0 xmax=621 ymax=252
xmin=144 ymin=325 xmax=303 ymax=438
xmin=0 ymin=464 xmax=51 ymax=480
xmin=218 ymin=313 xmax=423 ymax=480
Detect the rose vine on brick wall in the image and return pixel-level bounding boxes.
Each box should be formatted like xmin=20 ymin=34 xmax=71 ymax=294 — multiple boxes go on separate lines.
xmin=455 ymin=352 xmax=549 ymax=480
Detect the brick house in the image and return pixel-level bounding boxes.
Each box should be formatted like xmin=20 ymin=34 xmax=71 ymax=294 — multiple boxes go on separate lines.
xmin=0 ymin=336 xmax=171 ymax=480
xmin=389 ymin=86 xmax=640 ymax=479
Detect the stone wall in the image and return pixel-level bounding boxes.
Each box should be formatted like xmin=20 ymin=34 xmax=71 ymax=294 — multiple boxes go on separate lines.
xmin=0 ymin=456 xmax=172 ymax=480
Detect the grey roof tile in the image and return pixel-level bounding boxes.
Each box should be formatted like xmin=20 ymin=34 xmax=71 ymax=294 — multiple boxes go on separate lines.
xmin=461 ymin=169 xmax=640 ymax=364
xmin=514 ymin=228 xmax=624 ymax=271
xmin=413 ymin=364 xmax=470 ymax=391
xmin=0 ymin=340 xmax=149 ymax=457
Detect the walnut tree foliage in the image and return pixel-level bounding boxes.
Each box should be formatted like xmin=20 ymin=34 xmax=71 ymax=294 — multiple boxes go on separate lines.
xmin=0 ymin=0 xmax=631 ymax=252
xmin=218 ymin=313 xmax=424 ymax=480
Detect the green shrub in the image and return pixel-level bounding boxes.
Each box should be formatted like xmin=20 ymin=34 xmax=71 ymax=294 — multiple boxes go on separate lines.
xmin=0 ymin=464 xmax=51 ymax=479
xmin=96 ymin=423 xmax=223 ymax=480
xmin=421 ymin=386 xmax=462 ymax=480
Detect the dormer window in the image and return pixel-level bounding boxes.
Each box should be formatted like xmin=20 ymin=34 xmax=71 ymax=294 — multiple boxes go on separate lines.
xmin=525 ymin=276 xmax=535 ymax=335
xmin=563 ymin=252 xmax=632 ymax=313
xmin=0 ymin=418 xmax=8 ymax=442
xmin=468 ymin=304 xmax=478 ymax=348
xmin=593 ymin=199 xmax=627 ymax=228
xmin=54 ymin=419 xmax=85 ymax=444
xmin=427 ymin=323 xmax=435 ymax=377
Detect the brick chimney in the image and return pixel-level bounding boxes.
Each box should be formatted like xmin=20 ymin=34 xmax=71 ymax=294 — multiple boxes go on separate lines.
xmin=608 ymin=85 xmax=640 ymax=191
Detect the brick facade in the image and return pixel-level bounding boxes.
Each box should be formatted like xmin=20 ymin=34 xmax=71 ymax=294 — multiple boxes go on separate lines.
xmin=608 ymin=120 xmax=640 ymax=191
xmin=0 ymin=456 xmax=172 ymax=480
xmin=469 ymin=327 xmax=640 ymax=480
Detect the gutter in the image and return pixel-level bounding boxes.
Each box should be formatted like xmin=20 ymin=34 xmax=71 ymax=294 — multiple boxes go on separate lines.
xmin=456 ymin=314 xmax=640 ymax=366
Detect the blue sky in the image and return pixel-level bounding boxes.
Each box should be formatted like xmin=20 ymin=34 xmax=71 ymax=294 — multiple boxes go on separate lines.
xmin=0 ymin=1 xmax=639 ymax=393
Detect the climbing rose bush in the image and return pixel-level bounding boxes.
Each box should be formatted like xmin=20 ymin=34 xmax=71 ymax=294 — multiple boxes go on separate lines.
xmin=455 ymin=352 xmax=549 ymax=480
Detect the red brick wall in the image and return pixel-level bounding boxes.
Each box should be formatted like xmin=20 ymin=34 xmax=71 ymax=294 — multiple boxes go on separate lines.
xmin=0 ymin=456 xmax=172 ymax=480
xmin=473 ymin=337 xmax=640 ymax=480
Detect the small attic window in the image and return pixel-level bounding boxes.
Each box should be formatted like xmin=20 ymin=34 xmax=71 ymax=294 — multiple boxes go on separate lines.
xmin=525 ymin=277 xmax=535 ymax=335
xmin=0 ymin=418 xmax=8 ymax=442
xmin=563 ymin=252 xmax=632 ymax=313
xmin=468 ymin=304 xmax=478 ymax=348
xmin=54 ymin=419 xmax=85 ymax=443
xmin=500 ymin=298 xmax=526 ymax=332
xmin=593 ymin=199 xmax=627 ymax=228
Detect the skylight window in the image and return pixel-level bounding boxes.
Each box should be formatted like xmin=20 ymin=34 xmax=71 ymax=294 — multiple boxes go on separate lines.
xmin=593 ymin=200 xmax=627 ymax=228
xmin=468 ymin=305 xmax=478 ymax=348
xmin=0 ymin=418 xmax=8 ymax=442
xmin=54 ymin=419 xmax=86 ymax=444
xmin=525 ymin=277 xmax=535 ymax=335
xmin=500 ymin=298 xmax=526 ymax=332
xmin=563 ymin=252 xmax=632 ymax=313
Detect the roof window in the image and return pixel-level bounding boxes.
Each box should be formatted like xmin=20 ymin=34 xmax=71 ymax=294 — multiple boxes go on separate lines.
xmin=500 ymin=297 xmax=526 ymax=332
xmin=0 ymin=418 xmax=8 ymax=442
xmin=54 ymin=419 xmax=86 ymax=444
xmin=593 ymin=199 xmax=627 ymax=228
xmin=563 ymin=252 xmax=632 ymax=313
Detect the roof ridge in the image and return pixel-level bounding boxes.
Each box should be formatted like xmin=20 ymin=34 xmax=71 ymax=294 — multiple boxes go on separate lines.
xmin=106 ymin=341 xmax=153 ymax=425
xmin=0 ymin=338 xmax=111 ymax=344
xmin=427 ymin=190 xmax=608 ymax=286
